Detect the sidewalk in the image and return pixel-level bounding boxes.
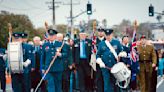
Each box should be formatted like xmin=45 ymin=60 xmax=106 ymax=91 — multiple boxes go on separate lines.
xmin=0 ymin=75 xmax=12 ymax=92
xmin=0 ymin=84 xmax=12 ymax=92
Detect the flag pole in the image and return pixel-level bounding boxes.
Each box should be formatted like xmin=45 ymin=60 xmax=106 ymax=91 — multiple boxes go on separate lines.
xmin=8 ymin=23 xmax=13 ymax=42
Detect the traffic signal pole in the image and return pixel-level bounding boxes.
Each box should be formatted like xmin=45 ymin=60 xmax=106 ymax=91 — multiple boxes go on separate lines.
xmin=52 ymin=0 xmax=56 ymax=26
xmin=70 ymin=0 xmax=74 ymax=39
xmin=63 ymin=0 xmax=80 ymax=39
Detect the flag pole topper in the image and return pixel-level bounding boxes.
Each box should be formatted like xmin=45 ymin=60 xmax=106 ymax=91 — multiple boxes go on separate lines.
xmin=134 ymin=20 xmax=138 ymax=30
xmin=8 ymin=23 xmax=13 ymax=42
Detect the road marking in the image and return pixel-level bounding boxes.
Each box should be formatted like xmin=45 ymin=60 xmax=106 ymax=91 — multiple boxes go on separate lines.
xmin=157 ymin=78 xmax=164 ymax=88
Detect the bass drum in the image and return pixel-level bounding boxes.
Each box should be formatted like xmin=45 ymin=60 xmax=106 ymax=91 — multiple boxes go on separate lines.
xmin=7 ymin=42 xmax=24 ymax=73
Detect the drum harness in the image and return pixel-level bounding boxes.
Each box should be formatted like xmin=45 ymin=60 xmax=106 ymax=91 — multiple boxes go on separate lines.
xmin=34 ymin=41 xmax=65 ymax=92
xmin=104 ymin=40 xmax=119 ymax=70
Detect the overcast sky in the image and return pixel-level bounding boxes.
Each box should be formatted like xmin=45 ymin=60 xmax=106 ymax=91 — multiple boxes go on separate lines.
xmin=0 ymin=0 xmax=164 ymax=28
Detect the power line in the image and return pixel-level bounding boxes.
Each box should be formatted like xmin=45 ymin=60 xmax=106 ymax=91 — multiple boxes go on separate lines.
xmin=0 ymin=0 xmax=47 ymax=11
xmin=63 ymin=0 xmax=80 ymax=38
xmin=29 ymin=9 xmax=50 ymax=18
xmin=46 ymin=0 xmax=62 ymax=26
xmin=23 ymin=0 xmax=48 ymax=10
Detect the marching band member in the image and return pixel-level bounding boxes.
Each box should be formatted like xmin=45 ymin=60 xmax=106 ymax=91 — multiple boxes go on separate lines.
xmin=96 ymin=29 xmax=124 ymax=92
xmin=32 ymin=36 xmax=47 ymax=92
xmin=21 ymin=32 xmax=28 ymax=43
xmin=121 ymin=35 xmax=138 ymax=91
xmin=137 ymin=35 xmax=157 ymax=92
xmin=0 ymin=46 xmax=7 ymax=92
xmin=121 ymin=35 xmax=131 ymax=66
xmin=41 ymin=29 xmax=68 ymax=92
xmin=59 ymin=35 xmax=74 ymax=92
xmin=10 ymin=32 xmax=34 ymax=92
xmin=73 ymin=31 xmax=92 ymax=92
xmin=95 ymin=28 xmax=106 ymax=92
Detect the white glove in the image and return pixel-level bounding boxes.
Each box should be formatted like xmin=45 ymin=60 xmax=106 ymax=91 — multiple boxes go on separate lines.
xmin=118 ymin=51 xmax=127 ymax=57
xmin=3 ymin=54 xmax=7 ymax=61
xmin=99 ymin=62 xmax=106 ymax=68
xmin=23 ymin=59 xmax=31 ymax=67
xmin=0 ymin=54 xmax=3 ymax=57
xmin=96 ymin=58 xmax=106 ymax=68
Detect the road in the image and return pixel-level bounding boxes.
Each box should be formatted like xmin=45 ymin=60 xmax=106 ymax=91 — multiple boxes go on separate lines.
xmin=157 ymin=76 xmax=164 ymax=92
xmin=0 ymin=77 xmax=164 ymax=92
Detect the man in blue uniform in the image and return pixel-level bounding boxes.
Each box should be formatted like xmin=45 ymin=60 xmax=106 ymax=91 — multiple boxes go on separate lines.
xmin=59 ymin=35 xmax=75 ymax=92
xmin=96 ymin=29 xmax=123 ymax=92
xmin=121 ymin=36 xmax=131 ymax=66
xmin=21 ymin=32 xmax=28 ymax=43
xmin=0 ymin=46 xmax=6 ymax=92
xmin=121 ymin=35 xmax=139 ymax=91
xmin=21 ymin=32 xmax=35 ymax=70
xmin=73 ymin=31 xmax=92 ymax=92
xmin=95 ymin=28 xmax=106 ymax=92
xmin=10 ymin=32 xmax=34 ymax=92
xmin=41 ymin=29 xmax=68 ymax=92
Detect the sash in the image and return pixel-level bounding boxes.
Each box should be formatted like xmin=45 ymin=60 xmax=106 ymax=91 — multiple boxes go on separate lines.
xmin=105 ymin=40 xmax=118 ymax=61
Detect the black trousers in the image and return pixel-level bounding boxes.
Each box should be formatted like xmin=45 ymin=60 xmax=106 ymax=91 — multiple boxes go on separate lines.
xmin=77 ymin=59 xmax=93 ymax=92
xmin=150 ymin=67 xmax=157 ymax=92
xmin=0 ymin=71 xmax=6 ymax=91
xmin=31 ymin=70 xmax=47 ymax=92
xmin=62 ymin=69 xmax=71 ymax=92
xmin=95 ymin=64 xmax=104 ymax=92
xmin=11 ymin=73 xmax=31 ymax=92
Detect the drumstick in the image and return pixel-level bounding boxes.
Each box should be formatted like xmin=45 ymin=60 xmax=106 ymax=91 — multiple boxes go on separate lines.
xmin=105 ymin=66 xmax=111 ymax=70
xmin=34 ymin=41 xmax=65 ymax=92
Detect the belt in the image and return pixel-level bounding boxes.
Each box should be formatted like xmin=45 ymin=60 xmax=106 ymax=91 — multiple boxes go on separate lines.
xmin=139 ymin=60 xmax=152 ymax=63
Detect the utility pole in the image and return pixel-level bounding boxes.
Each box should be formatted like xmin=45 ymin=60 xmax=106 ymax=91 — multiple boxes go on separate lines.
xmin=46 ymin=0 xmax=61 ymax=27
xmin=70 ymin=0 xmax=73 ymax=38
xmin=52 ymin=0 xmax=55 ymax=26
xmin=63 ymin=0 xmax=80 ymax=39
xmin=70 ymin=0 xmax=73 ymax=28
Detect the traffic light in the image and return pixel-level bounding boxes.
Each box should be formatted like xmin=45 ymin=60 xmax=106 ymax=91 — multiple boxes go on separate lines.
xmin=149 ymin=4 xmax=154 ymax=17
xmin=87 ymin=3 xmax=92 ymax=15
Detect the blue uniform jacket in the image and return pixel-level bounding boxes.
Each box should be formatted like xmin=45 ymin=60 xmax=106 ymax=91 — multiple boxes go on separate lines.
xmin=22 ymin=43 xmax=35 ymax=73
xmin=96 ymin=39 xmax=123 ymax=68
xmin=42 ymin=41 xmax=68 ymax=72
xmin=0 ymin=48 xmax=6 ymax=71
xmin=121 ymin=44 xmax=131 ymax=65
